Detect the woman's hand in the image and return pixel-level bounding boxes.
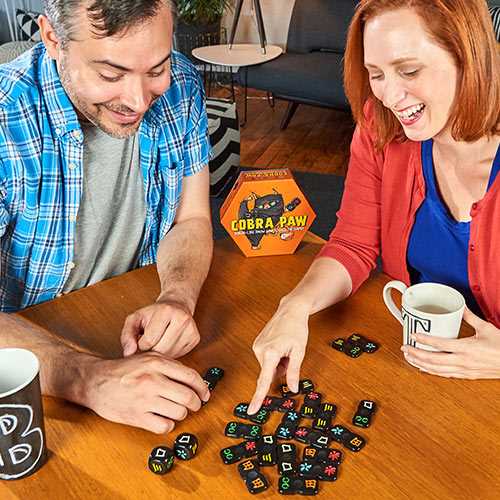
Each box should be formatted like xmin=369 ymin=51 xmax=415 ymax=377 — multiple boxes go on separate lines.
xmin=401 ymin=308 xmax=500 ymax=379
xmin=247 ymin=304 xmax=310 ymax=414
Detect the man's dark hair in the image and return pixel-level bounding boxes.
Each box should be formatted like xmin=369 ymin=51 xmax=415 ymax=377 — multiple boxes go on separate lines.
xmin=43 ymin=0 xmax=177 ymax=43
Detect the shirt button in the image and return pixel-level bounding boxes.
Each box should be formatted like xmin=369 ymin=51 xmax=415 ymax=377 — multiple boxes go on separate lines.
xmin=473 ymin=285 xmax=480 ymax=292
xmin=69 ymin=163 xmax=77 ymax=170
xmin=469 ymin=244 xmax=475 ymax=251
xmin=471 ymin=203 xmax=478 ymax=210
xmin=55 ymin=128 xmax=62 ymax=136
xmin=69 ymin=215 xmax=76 ymax=222
xmin=56 ymin=293 xmax=63 ymax=298
xmin=68 ymin=262 xmax=76 ymax=270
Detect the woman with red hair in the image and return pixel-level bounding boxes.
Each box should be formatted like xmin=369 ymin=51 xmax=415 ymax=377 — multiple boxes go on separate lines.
xmin=248 ymin=0 xmax=500 ymax=414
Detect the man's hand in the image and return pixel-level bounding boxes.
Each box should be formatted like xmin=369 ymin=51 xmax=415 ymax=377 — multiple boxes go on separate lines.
xmin=84 ymin=352 xmax=210 ymax=433
xmin=128 ymin=168 xmax=211 ymax=360
xmin=401 ymin=307 xmax=500 ymax=379
xmin=120 ymin=300 xmax=200 ymax=359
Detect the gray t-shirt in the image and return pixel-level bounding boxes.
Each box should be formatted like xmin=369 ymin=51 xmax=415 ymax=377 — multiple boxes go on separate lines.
xmin=62 ymin=124 xmax=147 ymax=293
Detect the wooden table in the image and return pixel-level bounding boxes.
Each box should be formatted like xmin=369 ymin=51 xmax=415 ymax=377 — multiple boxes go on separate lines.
xmin=2 ymin=238 xmax=499 ymax=499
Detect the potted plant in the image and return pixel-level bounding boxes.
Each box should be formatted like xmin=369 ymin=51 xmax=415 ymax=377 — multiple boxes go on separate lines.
xmin=177 ymin=0 xmax=234 ymax=27
xmin=176 ymin=0 xmax=234 ymax=51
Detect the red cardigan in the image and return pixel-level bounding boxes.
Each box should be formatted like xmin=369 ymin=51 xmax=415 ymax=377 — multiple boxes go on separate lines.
xmin=318 ymin=108 xmax=500 ymax=328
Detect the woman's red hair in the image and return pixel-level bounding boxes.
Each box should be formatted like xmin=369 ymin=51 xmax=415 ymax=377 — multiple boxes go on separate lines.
xmin=344 ymin=0 xmax=500 ymax=149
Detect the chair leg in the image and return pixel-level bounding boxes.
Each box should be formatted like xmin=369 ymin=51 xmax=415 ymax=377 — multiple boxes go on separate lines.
xmin=280 ymin=101 xmax=299 ymax=130
xmin=230 ymin=66 xmax=236 ymax=103
xmin=208 ymin=64 xmax=214 ymax=97
xmin=240 ymin=67 xmax=249 ymax=127
xmin=267 ymin=92 xmax=275 ymax=108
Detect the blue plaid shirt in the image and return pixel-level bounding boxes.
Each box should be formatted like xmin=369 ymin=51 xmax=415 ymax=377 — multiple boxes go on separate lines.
xmin=0 ymin=44 xmax=211 ymax=312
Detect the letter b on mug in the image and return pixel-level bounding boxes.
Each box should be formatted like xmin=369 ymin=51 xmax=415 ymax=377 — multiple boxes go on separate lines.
xmin=382 ymin=281 xmax=465 ymax=352
xmin=0 ymin=349 xmax=47 ymax=480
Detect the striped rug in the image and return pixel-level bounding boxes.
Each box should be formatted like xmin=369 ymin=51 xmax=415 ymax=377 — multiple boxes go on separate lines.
xmin=207 ymin=98 xmax=240 ymax=197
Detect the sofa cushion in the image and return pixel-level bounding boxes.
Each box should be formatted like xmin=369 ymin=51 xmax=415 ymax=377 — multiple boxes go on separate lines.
xmin=0 ymin=41 xmax=36 ymax=65
xmin=16 ymin=9 xmax=42 ymax=42
xmin=286 ymin=0 xmax=358 ymax=54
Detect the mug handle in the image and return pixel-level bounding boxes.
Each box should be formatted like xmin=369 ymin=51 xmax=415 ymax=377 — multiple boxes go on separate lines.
xmin=382 ymin=280 xmax=408 ymax=325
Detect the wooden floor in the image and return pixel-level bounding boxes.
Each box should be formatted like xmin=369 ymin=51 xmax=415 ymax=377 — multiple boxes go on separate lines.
xmin=213 ymin=86 xmax=355 ymax=176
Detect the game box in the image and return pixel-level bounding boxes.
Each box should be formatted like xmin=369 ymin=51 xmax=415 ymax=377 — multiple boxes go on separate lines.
xmin=220 ymin=169 xmax=316 ymax=257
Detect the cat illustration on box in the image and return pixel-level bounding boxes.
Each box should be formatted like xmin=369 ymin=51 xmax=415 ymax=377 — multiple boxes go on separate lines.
xmin=238 ymin=190 xmax=301 ymax=249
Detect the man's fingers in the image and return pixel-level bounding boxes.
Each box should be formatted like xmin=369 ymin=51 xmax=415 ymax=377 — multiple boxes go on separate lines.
xmin=155 ymin=360 xmax=210 ymax=403
xmin=140 ymin=413 xmax=175 ymax=434
xmin=286 ymin=349 xmax=305 ymax=393
xmin=138 ymin=309 xmax=175 ymax=352
xmin=156 ymin=378 xmax=203 ymax=413
xmin=153 ymin=320 xmax=199 ymax=358
xmin=248 ymin=352 xmax=281 ymax=415
xmin=120 ymin=315 xmax=141 ymax=356
xmin=151 ymin=396 xmax=189 ymax=421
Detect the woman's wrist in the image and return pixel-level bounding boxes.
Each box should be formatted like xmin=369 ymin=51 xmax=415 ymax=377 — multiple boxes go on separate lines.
xmin=278 ymin=292 xmax=314 ymax=317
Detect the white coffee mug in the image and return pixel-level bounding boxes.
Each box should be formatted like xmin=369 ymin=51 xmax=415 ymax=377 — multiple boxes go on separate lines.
xmin=382 ymin=281 xmax=465 ymax=351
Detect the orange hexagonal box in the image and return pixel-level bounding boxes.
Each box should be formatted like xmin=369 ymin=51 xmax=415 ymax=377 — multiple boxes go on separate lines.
xmin=220 ymin=169 xmax=316 ymax=257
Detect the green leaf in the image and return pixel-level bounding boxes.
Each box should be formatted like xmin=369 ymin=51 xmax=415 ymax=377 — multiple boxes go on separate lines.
xmin=177 ymin=0 xmax=234 ymax=25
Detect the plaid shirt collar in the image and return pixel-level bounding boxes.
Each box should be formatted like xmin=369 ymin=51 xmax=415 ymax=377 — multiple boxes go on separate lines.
xmin=38 ymin=51 xmax=81 ymax=138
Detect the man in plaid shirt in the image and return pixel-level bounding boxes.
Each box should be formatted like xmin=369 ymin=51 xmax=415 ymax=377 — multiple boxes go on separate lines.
xmin=0 ymin=0 xmax=214 ymax=433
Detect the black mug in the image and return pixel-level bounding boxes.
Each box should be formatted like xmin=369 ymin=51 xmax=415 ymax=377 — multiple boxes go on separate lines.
xmin=0 ymin=348 xmax=47 ymax=480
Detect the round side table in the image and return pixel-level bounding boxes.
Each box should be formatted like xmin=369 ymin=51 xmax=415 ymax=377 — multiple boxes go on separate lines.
xmin=192 ymin=43 xmax=283 ymax=126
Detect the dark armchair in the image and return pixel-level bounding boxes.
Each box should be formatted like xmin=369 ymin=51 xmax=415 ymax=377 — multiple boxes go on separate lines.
xmin=237 ymin=0 xmax=358 ymax=129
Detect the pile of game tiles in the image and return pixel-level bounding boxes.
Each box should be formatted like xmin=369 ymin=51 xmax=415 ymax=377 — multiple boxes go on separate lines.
xmin=220 ymin=379 xmax=377 ymax=495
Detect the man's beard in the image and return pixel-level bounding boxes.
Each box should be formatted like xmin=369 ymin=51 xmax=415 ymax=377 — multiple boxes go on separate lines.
xmin=58 ymin=55 xmax=143 ymax=139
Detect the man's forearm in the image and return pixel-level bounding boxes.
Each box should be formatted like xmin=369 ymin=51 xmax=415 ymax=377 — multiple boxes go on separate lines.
xmin=156 ymin=216 xmax=213 ymax=314
xmin=0 ymin=313 xmax=98 ymax=405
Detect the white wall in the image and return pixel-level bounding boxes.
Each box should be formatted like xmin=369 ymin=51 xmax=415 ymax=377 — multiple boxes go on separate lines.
xmin=222 ymin=0 xmax=296 ymax=49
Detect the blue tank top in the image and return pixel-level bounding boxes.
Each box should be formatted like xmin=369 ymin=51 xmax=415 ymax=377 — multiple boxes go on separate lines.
xmin=407 ymin=140 xmax=500 ymax=318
